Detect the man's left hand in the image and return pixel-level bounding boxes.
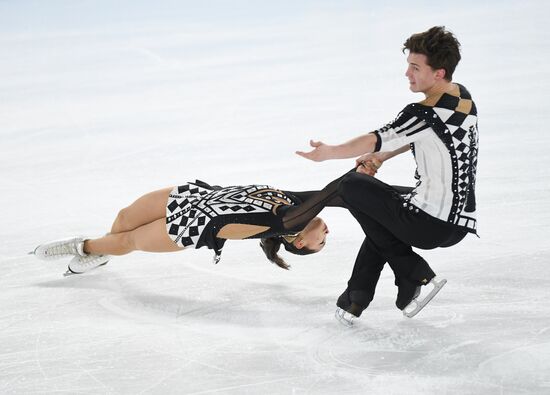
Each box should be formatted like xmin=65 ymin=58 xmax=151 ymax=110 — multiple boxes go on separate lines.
xmin=356 ymin=158 xmax=382 ymax=176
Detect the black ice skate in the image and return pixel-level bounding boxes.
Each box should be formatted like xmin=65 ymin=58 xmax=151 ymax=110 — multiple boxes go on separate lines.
xmin=335 ymin=289 xmax=370 ymax=327
xmin=395 ymin=277 xmax=422 ymax=310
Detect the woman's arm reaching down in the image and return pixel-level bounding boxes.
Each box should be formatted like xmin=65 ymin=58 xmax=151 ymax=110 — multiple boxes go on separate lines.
xmin=281 ymin=170 xmax=353 ymax=232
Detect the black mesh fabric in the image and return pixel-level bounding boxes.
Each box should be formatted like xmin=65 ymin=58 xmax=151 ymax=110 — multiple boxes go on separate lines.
xmin=281 ymin=169 xmax=415 ymax=233
xmin=281 ymin=170 xmax=352 ymax=232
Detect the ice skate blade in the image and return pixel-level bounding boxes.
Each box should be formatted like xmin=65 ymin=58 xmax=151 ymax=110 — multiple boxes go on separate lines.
xmin=335 ymin=308 xmax=356 ymax=327
xmin=63 ymin=261 xmax=108 ymax=277
xmin=403 ymin=278 xmax=447 ymax=318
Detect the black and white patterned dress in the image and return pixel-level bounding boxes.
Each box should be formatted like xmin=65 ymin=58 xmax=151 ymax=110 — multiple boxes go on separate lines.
xmin=165 ymin=180 xmax=301 ymax=261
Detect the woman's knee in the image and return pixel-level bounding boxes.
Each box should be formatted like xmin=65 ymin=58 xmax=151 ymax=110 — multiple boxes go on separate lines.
xmin=112 ymin=208 xmax=132 ymax=233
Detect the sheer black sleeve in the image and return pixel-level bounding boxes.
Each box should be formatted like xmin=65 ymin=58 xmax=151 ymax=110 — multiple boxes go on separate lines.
xmin=280 ymin=169 xmax=354 ymax=232
xmin=284 ymin=190 xmax=347 ymax=208
xmin=280 ymin=170 xmax=415 ymax=232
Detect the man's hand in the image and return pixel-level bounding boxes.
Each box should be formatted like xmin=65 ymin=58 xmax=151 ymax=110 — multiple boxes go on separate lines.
xmin=356 ymin=159 xmax=381 ymax=176
xmin=296 ymin=140 xmax=334 ymax=162
xmin=355 ymin=153 xmax=384 ymax=176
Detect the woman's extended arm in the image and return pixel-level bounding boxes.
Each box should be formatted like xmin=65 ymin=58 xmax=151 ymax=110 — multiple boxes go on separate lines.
xmin=281 ymin=170 xmax=415 ymax=232
xmin=281 ymin=170 xmax=353 ymax=232
xmin=284 ymin=190 xmax=347 ymax=209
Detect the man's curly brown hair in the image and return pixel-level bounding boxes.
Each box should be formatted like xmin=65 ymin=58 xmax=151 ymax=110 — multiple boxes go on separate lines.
xmin=403 ymin=26 xmax=461 ymax=81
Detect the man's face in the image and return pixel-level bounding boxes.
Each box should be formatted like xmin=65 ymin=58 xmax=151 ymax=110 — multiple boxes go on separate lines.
xmin=405 ymin=52 xmax=440 ymax=94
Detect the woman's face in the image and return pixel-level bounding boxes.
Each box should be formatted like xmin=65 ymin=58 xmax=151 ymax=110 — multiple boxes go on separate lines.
xmin=295 ymin=217 xmax=329 ymax=252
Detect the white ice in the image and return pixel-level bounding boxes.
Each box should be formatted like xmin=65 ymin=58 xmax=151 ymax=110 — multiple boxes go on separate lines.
xmin=1 ymin=1 xmax=550 ymax=394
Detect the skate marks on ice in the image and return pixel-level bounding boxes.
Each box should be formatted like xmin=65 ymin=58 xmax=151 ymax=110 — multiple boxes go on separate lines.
xmin=477 ymin=342 xmax=550 ymax=391
xmin=3 ymin=268 xmax=322 ymax=393
xmin=304 ymin=315 xmax=506 ymax=394
xmin=29 ymin=253 xmax=330 ymax=333
xmin=312 ymin=313 xmax=458 ymax=372
xmin=11 ymin=251 xmax=550 ymax=394
xmin=44 ymin=257 xmax=326 ymax=329
xmin=98 ymin=281 xmax=330 ymax=333
xmin=309 ymin=293 xmax=550 ymax=393
xmin=27 ymin=259 xmax=486 ymax=393
xmin=84 ymin=274 xmax=374 ymax=393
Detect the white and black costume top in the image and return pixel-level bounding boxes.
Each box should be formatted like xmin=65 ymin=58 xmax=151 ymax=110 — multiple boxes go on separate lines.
xmin=371 ymin=83 xmax=479 ymax=234
xmin=165 ymin=177 xmax=344 ymax=262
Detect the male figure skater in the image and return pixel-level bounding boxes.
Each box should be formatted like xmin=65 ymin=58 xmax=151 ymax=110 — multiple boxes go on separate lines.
xmin=297 ymin=26 xmax=479 ymax=323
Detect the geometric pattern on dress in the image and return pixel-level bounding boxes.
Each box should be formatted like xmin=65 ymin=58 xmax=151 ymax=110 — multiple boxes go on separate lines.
xmin=199 ymin=184 xmax=290 ymax=217
xmin=166 ymin=182 xmax=293 ymax=248
xmin=166 ymin=182 xmax=215 ymax=248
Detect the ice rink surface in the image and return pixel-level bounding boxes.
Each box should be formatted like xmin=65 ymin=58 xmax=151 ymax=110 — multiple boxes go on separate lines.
xmin=1 ymin=1 xmax=550 ymax=393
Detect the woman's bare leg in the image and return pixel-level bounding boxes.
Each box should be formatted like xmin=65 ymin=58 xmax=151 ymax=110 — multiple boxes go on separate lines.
xmin=85 ymin=218 xmax=183 ymax=255
xmin=110 ymin=187 xmax=173 ymax=234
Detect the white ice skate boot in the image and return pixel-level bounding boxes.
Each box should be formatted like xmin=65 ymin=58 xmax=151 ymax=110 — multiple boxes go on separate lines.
xmin=31 ymin=237 xmax=85 ymax=260
xmin=65 ymin=254 xmax=110 ymax=276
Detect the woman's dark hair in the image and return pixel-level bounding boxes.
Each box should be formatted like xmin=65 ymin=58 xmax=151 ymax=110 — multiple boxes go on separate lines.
xmin=260 ymin=236 xmax=315 ymax=270
xmin=403 ymin=26 xmax=461 ymax=81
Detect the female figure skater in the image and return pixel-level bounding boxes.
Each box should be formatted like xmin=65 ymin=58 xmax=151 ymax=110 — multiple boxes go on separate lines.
xmin=32 ymin=176 xmax=342 ymax=275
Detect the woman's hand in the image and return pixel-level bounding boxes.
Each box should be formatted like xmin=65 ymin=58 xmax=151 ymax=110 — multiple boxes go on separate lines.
xmin=296 ymin=140 xmax=335 ymax=162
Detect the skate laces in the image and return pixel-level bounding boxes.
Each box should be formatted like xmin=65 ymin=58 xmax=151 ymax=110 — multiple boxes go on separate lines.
xmin=46 ymin=239 xmax=83 ymax=257
xmin=77 ymin=254 xmax=107 ymax=268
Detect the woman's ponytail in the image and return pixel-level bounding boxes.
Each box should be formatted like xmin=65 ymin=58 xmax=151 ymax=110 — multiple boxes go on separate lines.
xmin=260 ymin=237 xmax=290 ymax=270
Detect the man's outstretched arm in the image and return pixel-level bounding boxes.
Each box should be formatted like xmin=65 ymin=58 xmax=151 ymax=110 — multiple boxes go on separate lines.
xmin=295 ymin=133 xmax=378 ymax=162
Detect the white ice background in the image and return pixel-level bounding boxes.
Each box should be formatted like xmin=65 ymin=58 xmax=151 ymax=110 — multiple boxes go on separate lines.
xmin=1 ymin=1 xmax=550 ymax=394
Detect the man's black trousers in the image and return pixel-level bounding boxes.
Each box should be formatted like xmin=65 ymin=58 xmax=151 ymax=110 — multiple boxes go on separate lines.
xmin=338 ymin=172 xmax=467 ymax=306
